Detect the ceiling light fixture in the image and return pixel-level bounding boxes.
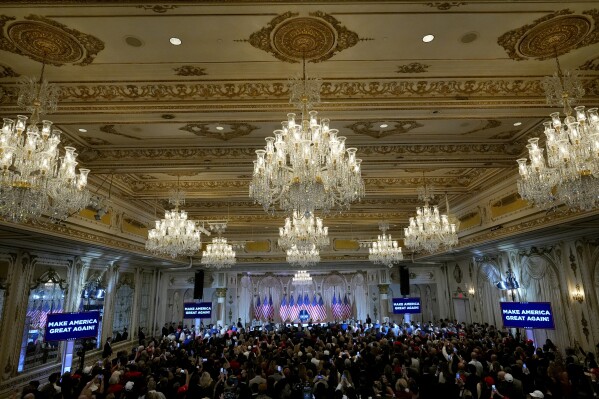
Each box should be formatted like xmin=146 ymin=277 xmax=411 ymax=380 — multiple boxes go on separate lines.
xmin=215 ymin=125 xmax=224 ymax=131
xmin=368 ymin=222 xmax=403 ymax=268
xmin=292 ymin=270 xmax=313 ymax=285
xmin=278 ymin=210 xmax=329 ymax=251
xmin=516 ymin=52 xmax=599 ymax=210
xmin=404 ymin=175 xmax=459 ymax=253
xmin=380 ymin=123 xmax=388 ymax=128
xmin=513 ymin=122 xmax=522 ymax=127
xmin=0 ymin=59 xmax=90 ymax=223
xmin=169 ymin=37 xmax=182 ymax=46
xmin=78 ymin=128 xmax=88 ymax=133
xmin=422 ymin=34 xmax=435 ymax=43
xmin=145 ymin=188 xmax=207 ymax=258
xmin=250 ymin=58 xmax=365 ymax=215
xmin=286 ymin=243 xmax=320 ymax=267
xmin=201 ymin=222 xmax=236 ymax=269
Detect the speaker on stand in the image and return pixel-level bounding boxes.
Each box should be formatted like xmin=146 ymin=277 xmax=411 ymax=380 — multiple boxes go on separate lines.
xmin=193 ymin=270 xmax=204 ymax=299
xmin=399 ymin=266 xmax=410 ymax=296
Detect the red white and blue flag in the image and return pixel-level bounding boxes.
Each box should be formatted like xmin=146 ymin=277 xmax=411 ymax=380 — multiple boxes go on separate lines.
xmin=331 ymin=292 xmax=342 ymax=319
xmin=342 ymin=293 xmax=352 ymax=319
xmin=316 ymin=295 xmax=326 ymax=321
xmin=308 ymin=294 xmax=318 ymax=321
xmin=280 ymin=294 xmax=289 ymax=322
xmin=267 ymin=294 xmax=275 ymax=320
xmin=289 ymin=294 xmax=299 ymax=321
xmin=254 ymin=296 xmax=262 ymax=320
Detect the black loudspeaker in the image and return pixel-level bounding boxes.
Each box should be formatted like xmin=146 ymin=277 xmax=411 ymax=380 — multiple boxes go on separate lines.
xmin=399 ymin=266 xmax=410 ymax=296
xmin=193 ymin=271 xmax=204 ymax=299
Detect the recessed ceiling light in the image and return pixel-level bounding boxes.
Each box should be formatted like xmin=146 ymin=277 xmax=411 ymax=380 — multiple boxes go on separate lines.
xmin=78 ymin=128 xmax=87 ymax=133
xmin=216 ymin=125 xmax=224 ymax=131
xmin=379 ymin=123 xmax=388 ymax=128
xmin=513 ymin=122 xmax=522 ymax=126
xmin=169 ymin=37 xmax=182 ymax=46
xmin=422 ymin=34 xmax=435 ymax=43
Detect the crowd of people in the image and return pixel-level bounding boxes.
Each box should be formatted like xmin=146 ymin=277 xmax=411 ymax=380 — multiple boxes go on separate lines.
xmin=16 ymin=319 xmax=599 ymax=399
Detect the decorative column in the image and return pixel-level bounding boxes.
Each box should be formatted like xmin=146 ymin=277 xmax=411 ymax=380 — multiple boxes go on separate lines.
xmin=67 ymin=257 xmax=89 ymax=312
xmin=378 ymin=284 xmax=389 ymax=322
xmin=216 ymin=288 xmax=227 ymax=327
xmin=130 ymin=267 xmax=142 ymax=341
xmin=100 ymin=262 xmax=119 ymax=345
xmin=0 ymin=252 xmax=35 ymax=380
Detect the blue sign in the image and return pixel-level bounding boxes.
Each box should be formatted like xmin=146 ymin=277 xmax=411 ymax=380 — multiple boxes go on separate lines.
xmin=184 ymin=302 xmax=212 ymax=319
xmin=392 ymin=298 xmax=421 ymax=314
xmin=500 ymin=302 xmax=555 ymax=329
xmin=45 ymin=311 xmax=101 ymax=341
xmin=299 ymin=310 xmax=310 ymax=322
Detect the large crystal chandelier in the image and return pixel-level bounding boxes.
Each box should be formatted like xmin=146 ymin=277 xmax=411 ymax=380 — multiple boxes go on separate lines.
xmin=145 ymin=190 xmax=204 ymax=258
xmin=368 ymin=222 xmax=403 ymax=268
xmin=292 ymin=270 xmax=313 ymax=285
xmin=286 ymin=244 xmax=320 ymax=267
xmin=278 ymin=210 xmax=329 ymax=251
xmin=201 ymin=222 xmax=236 ymax=269
xmin=517 ymin=55 xmax=599 ymax=211
xmin=250 ymin=60 xmax=365 ymax=215
xmin=404 ymin=182 xmax=458 ymax=253
xmin=0 ymin=61 xmax=90 ymax=223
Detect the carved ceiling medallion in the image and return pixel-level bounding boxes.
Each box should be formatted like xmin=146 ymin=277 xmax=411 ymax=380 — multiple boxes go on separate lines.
xmin=0 ymin=15 xmax=104 ymax=66
xmin=247 ymin=11 xmax=361 ymax=63
xmin=180 ymin=122 xmax=258 ymax=141
xmin=347 ymin=120 xmax=423 ymax=139
xmin=498 ymin=9 xmax=599 ymax=60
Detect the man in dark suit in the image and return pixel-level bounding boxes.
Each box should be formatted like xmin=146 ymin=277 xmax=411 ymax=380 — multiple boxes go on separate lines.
xmin=102 ymin=337 xmax=112 ymax=359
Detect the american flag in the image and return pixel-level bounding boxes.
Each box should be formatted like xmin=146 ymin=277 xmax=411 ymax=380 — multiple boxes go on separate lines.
xmin=280 ymin=294 xmax=289 ymax=322
xmin=331 ymin=293 xmax=342 ymax=320
xmin=254 ymin=296 xmax=262 ymax=320
xmin=289 ymin=294 xmax=299 ymax=321
xmin=303 ymin=293 xmax=310 ymax=314
xmin=266 ymin=294 xmax=275 ymax=320
xmin=316 ymin=295 xmax=326 ymax=321
xmin=308 ymin=294 xmax=318 ymax=321
xmin=342 ymin=293 xmax=352 ymax=320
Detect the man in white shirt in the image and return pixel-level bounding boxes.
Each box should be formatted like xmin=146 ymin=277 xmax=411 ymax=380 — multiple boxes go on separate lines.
xmin=469 ymin=352 xmax=484 ymax=377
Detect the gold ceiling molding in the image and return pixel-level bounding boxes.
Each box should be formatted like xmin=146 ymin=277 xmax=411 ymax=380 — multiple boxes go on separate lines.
xmin=425 ymin=2 xmax=466 ymax=10
xmin=173 ymin=65 xmax=207 ymax=76
xmin=498 ymin=9 xmax=599 ymax=61
xmin=244 ymin=11 xmax=361 ymax=63
xmin=9 ymin=78 xmax=571 ymax=103
xmin=179 ymin=122 xmax=258 ymax=141
xmin=0 ymin=64 xmax=19 ymax=78
xmin=99 ymin=124 xmax=142 ymax=140
xmin=81 ymin=136 xmax=112 ymax=146
xmin=396 ymin=62 xmax=430 ymax=73
xmin=580 ymin=57 xmax=599 ymax=71
xmin=460 ymin=119 xmax=501 ymax=135
xmin=346 ymin=120 xmax=423 ymax=139
xmin=79 ymin=143 xmax=515 ymax=164
xmin=136 ymin=5 xmax=178 ymax=13
xmin=0 ymin=14 xmax=104 ymax=66
xmin=489 ymin=129 xmax=520 ymax=140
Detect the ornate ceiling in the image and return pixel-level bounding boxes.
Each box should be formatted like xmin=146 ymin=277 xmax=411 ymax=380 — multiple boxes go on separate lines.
xmin=0 ymin=0 xmax=598 ymax=266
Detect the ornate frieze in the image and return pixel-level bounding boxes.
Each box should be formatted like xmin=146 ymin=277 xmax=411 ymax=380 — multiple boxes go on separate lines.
xmin=346 ymin=120 xmax=423 ymax=139
xmin=173 ymin=66 xmax=207 ymax=76
xmin=179 ymin=122 xmax=258 ymax=141
xmin=396 ymin=63 xmax=430 ymax=73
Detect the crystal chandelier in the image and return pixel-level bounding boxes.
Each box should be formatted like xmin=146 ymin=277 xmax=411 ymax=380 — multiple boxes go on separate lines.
xmin=145 ymin=190 xmax=204 ymax=258
xmin=278 ymin=210 xmax=329 ymax=251
xmin=292 ymin=270 xmax=313 ymax=285
xmin=517 ymin=54 xmax=599 ymax=211
xmin=286 ymin=244 xmax=320 ymax=267
xmin=0 ymin=61 xmax=90 ymax=223
xmin=201 ymin=222 xmax=236 ymax=269
xmin=250 ymin=60 xmax=365 ymax=215
xmin=404 ymin=182 xmax=458 ymax=253
xmin=368 ymin=222 xmax=403 ymax=268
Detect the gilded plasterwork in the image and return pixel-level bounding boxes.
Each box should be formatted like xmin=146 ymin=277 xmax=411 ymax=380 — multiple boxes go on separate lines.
xmin=0 ymin=15 xmax=104 ymax=66
xmin=136 ymin=5 xmax=178 ymax=13
xmin=173 ymin=65 xmax=207 ymax=76
xmin=80 ymin=136 xmax=112 ymax=146
xmin=425 ymin=2 xmax=466 ymax=11
xmin=99 ymin=125 xmax=142 ymax=140
xmin=346 ymin=120 xmax=423 ymax=139
xmin=396 ymin=63 xmax=430 ymax=73
xmin=0 ymin=64 xmax=19 ymax=78
xmin=580 ymin=57 xmax=599 ymax=71
xmin=246 ymin=11 xmax=360 ymax=63
xmin=179 ymin=122 xmax=258 ymax=141
xmin=460 ymin=119 xmax=501 ymax=135
xmin=498 ymin=9 xmax=599 ymax=61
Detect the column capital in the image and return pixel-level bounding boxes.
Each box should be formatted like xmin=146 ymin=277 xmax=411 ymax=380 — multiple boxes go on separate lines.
xmin=377 ymin=284 xmax=389 ymax=295
xmin=216 ymin=288 xmax=227 ymax=298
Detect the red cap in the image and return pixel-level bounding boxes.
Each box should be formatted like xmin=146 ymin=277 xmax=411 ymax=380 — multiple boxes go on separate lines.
xmin=484 ymin=377 xmax=495 ymax=385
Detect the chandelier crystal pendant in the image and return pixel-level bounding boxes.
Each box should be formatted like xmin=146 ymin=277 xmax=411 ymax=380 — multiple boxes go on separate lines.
xmin=278 ymin=210 xmax=329 ymax=251
xmin=250 ymin=60 xmax=365 ymax=215
xmin=0 ymin=61 xmax=90 ymax=223
xmin=404 ymin=183 xmax=459 ymax=253
xmin=516 ymin=54 xmax=599 ymax=211
xmin=201 ymin=222 xmax=236 ymax=269
xmin=286 ymin=243 xmax=320 ymax=267
xmin=145 ymin=190 xmax=203 ymax=258
xmin=292 ymin=270 xmax=313 ymax=285
xmin=368 ymin=222 xmax=403 ymax=268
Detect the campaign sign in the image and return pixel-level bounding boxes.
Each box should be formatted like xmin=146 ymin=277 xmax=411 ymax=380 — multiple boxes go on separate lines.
xmin=500 ymin=302 xmax=555 ymax=329
xmin=183 ymin=302 xmax=212 ymax=319
xmin=299 ymin=309 xmax=310 ymax=322
xmin=392 ymin=298 xmax=421 ymax=314
xmin=45 ymin=311 xmax=100 ymax=341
